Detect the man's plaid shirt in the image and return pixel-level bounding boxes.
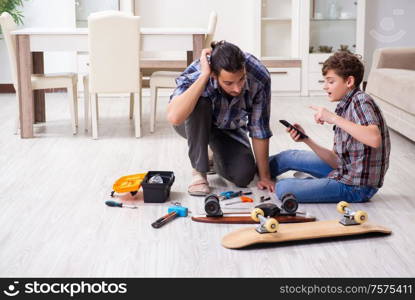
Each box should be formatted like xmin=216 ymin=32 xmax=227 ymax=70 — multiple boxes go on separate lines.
xmin=169 ymin=53 xmax=272 ymax=148
xmin=329 ymin=88 xmax=391 ymax=188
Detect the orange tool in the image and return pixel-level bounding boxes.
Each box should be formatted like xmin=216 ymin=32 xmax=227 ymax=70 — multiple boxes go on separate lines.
xmin=110 ymin=173 xmax=147 ymax=197
xmin=225 ymin=196 xmax=254 ymax=206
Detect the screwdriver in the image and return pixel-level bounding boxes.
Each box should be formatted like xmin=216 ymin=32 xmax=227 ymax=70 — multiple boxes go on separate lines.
xmin=105 ymin=200 xmax=138 ymax=209
xmin=220 ymin=190 xmax=252 ymax=200
xmin=225 ymin=196 xmax=254 ymax=206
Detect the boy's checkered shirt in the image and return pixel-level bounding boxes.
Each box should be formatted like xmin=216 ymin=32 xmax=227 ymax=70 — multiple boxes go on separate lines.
xmin=329 ymin=88 xmax=391 ymax=188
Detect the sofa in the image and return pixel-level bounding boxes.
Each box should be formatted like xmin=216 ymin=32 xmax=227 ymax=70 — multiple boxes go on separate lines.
xmin=366 ymin=47 xmax=415 ymax=142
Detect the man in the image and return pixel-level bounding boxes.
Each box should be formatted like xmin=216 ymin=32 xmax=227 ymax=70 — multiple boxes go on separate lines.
xmin=168 ymin=41 xmax=274 ymax=196
xmin=269 ymin=51 xmax=391 ymax=203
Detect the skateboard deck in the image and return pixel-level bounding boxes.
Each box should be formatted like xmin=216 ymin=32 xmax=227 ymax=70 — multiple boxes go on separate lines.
xmin=191 ymin=214 xmax=316 ymax=224
xmin=221 ymin=220 xmax=391 ymax=249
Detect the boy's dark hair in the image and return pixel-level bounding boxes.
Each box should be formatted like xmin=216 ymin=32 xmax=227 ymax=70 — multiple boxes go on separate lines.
xmin=209 ymin=40 xmax=246 ymax=75
xmin=322 ymin=51 xmax=364 ymax=87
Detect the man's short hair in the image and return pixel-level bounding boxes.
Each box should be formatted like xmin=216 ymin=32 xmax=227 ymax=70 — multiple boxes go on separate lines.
xmin=210 ymin=40 xmax=246 ymax=76
xmin=322 ymin=51 xmax=364 ymax=87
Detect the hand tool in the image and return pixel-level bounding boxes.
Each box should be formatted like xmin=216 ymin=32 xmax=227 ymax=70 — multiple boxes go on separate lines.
xmin=260 ymin=196 xmax=271 ymax=202
xmin=225 ymin=196 xmax=254 ymax=206
xmin=151 ymin=205 xmax=188 ymax=228
xmin=220 ymin=190 xmax=252 ymax=200
xmin=105 ymin=200 xmax=138 ymax=209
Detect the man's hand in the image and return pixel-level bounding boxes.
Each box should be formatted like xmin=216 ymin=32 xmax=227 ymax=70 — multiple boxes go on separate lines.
xmin=309 ymin=105 xmax=338 ymax=125
xmin=200 ymin=48 xmax=212 ymax=77
xmin=287 ymin=123 xmax=307 ymax=142
xmin=257 ymin=177 xmax=275 ymax=192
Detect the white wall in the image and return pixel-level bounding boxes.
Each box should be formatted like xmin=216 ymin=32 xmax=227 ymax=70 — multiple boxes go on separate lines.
xmin=364 ymin=0 xmax=415 ymax=79
xmin=135 ymin=0 xmax=258 ymax=55
xmin=23 ymin=0 xmax=77 ymax=74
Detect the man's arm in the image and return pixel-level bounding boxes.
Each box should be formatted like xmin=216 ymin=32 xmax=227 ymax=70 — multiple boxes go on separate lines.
xmin=167 ymin=48 xmax=212 ymax=126
xmin=252 ymin=138 xmax=275 ymax=192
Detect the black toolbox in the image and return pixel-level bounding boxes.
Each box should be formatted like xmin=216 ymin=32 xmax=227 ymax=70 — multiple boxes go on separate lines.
xmin=141 ymin=171 xmax=175 ymax=203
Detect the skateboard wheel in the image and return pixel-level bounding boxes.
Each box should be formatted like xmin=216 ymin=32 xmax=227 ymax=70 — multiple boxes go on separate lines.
xmin=336 ymin=201 xmax=349 ymax=214
xmin=264 ymin=218 xmax=279 ymax=233
xmin=282 ymin=196 xmax=298 ymax=214
xmin=251 ymin=208 xmax=264 ymax=222
xmin=204 ymin=194 xmax=222 ymax=217
xmin=354 ymin=210 xmax=368 ymax=224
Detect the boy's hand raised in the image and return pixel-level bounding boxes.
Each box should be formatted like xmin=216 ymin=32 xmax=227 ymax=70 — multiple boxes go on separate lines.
xmin=287 ymin=123 xmax=307 ymax=142
xmin=309 ymin=105 xmax=338 ymax=125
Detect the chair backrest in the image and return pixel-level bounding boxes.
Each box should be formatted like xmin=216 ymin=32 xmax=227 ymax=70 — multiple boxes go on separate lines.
xmin=88 ymin=11 xmax=140 ymax=93
xmin=204 ymin=11 xmax=217 ymax=48
xmin=0 ymin=12 xmax=18 ymax=89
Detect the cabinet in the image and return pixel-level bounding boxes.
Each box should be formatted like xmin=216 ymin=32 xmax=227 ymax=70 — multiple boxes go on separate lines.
xmin=258 ymin=0 xmax=300 ymax=59
xmin=257 ymin=0 xmax=301 ymax=95
xmin=301 ymin=0 xmax=366 ymax=95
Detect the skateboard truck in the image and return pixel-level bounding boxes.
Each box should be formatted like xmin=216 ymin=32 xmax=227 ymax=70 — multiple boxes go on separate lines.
xmin=336 ymin=201 xmax=368 ymax=226
xmin=251 ymin=208 xmax=279 ymax=234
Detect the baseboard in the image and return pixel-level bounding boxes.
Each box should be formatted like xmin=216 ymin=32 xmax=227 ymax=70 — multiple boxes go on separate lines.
xmin=0 ymin=84 xmax=15 ymax=93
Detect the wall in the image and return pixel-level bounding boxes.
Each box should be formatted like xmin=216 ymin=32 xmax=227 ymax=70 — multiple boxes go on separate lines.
xmin=135 ymin=0 xmax=257 ymax=55
xmin=364 ymin=0 xmax=415 ymax=79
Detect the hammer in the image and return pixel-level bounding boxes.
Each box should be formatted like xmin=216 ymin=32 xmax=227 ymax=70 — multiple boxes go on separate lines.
xmin=151 ymin=205 xmax=188 ymax=228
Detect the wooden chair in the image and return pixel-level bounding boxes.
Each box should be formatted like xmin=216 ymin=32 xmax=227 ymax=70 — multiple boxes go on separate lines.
xmin=83 ymin=11 xmax=142 ymax=139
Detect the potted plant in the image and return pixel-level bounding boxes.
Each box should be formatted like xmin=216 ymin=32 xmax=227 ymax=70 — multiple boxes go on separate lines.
xmin=0 ymin=0 xmax=29 ymax=34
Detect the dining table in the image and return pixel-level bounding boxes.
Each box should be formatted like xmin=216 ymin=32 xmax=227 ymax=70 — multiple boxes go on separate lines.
xmin=11 ymin=27 xmax=207 ymax=138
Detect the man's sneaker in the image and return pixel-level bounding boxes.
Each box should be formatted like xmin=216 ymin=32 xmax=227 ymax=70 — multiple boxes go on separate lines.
xmin=188 ymin=169 xmax=210 ymax=196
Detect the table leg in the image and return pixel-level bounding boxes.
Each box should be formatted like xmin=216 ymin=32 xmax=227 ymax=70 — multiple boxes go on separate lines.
xmin=192 ymin=34 xmax=204 ymax=61
xmin=16 ymin=35 xmax=34 ymax=138
xmin=32 ymin=52 xmax=45 ymax=123
xmin=186 ymin=50 xmax=193 ymax=66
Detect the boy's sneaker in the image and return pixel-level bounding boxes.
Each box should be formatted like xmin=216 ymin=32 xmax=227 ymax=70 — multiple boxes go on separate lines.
xmin=293 ymin=171 xmax=315 ymax=179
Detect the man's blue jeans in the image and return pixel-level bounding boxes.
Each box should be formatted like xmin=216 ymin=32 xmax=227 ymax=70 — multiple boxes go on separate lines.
xmin=269 ymin=150 xmax=378 ymax=203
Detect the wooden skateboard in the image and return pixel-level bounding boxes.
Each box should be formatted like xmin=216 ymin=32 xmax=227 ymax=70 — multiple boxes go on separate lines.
xmin=191 ymin=214 xmax=316 ymax=224
xmin=221 ymin=201 xmax=392 ymax=249
xmin=193 ymin=201 xmax=316 ymax=224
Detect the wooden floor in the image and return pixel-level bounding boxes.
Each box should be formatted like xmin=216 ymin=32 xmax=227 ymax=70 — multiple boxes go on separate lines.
xmin=0 ymin=91 xmax=414 ymax=277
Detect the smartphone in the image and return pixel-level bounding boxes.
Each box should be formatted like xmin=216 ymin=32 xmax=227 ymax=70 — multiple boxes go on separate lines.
xmin=279 ymin=120 xmax=308 ymax=139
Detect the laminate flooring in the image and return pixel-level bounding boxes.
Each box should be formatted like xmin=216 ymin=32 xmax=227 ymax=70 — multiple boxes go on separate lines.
xmin=0 ymin=92 xmax=414 ymax=277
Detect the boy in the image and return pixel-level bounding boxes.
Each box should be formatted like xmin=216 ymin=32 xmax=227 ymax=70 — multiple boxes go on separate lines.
xmin=269 ymin=51 xmax=391 ymax=203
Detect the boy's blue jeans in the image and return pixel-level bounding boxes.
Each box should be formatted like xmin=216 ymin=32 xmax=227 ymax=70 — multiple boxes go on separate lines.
xmin=269 ymin=150 xmax=378 ymax=203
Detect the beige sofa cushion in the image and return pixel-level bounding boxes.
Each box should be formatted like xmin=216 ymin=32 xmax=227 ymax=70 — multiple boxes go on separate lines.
xmin=367 ymin=68 xmax=415 ymax=115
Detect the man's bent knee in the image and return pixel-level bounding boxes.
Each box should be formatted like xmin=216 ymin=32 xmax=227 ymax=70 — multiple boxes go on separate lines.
xmin=231 ymin=167 xmax=256 ymax=187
